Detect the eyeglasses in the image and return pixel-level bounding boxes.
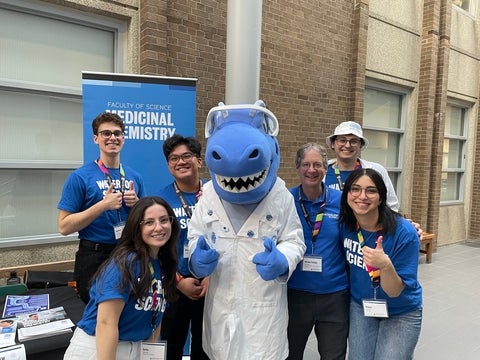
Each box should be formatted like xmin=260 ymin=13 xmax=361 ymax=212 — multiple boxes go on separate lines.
xmin=98 ymin=130 xmax=125 ymax=139
xmin=335 ymin=137 xmax=361 ymax=147
xmin=168 ymin=152 xmax=196 ymax=164
xmin=300 ymin=162 xmax=324 ymax=170
xmin=140 ymin=216 xmax=175 ymax=227
xmin=349 ymin=185 xmax=379 ymax=197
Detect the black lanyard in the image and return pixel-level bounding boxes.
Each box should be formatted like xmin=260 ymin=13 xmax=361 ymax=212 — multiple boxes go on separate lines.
xmin=173 ymin=180 xmax=202 ymax=219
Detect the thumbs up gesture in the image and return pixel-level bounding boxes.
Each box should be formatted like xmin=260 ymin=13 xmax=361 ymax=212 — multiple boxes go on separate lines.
xmin=123 ymin=180 xmax=139 ymax=207
xmin=189 ymin=236 xmax=219 ymax=278
xmin=252 ymin=237 xmax=289 ymax=281
xmin=362 ymin=236 xmax=391 ymax=269
xmin=103 ymin=183 xmax=123 ymax=210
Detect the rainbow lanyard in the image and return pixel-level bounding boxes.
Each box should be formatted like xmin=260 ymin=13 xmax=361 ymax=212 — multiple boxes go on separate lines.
xmin=148 ymin=261 xmax=163 ymax=331
xmin=333 ymin=160 xmax=361 ymax=190
xmin=298 ymin=186 xmax=326 ymax=253
xmin=96 ymin=159 xmax=126 ymax=194
xmin=356 ymin=223 xmax=382 ymax=287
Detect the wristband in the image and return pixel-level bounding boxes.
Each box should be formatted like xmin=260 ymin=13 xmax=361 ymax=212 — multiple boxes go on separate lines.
xmin=176 ymin=273 xmax=183 ymax=285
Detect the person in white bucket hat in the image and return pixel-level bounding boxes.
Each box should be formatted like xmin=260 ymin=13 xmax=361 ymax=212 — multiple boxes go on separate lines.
xmin=324 ymin=121 xmax=399 ymax=211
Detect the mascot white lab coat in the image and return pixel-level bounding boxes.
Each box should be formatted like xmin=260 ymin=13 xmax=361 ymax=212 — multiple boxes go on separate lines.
xmin=188 ymin=101 xmax=305 ymax=360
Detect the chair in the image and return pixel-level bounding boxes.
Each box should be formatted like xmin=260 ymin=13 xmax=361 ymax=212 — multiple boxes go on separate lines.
xmin=0 ymin=283 xmax=28 ymax=296
xmin=420 ymin=233 xmax=434 ymax=264
xmin=404 ymin=214 xmax=434 ymax=264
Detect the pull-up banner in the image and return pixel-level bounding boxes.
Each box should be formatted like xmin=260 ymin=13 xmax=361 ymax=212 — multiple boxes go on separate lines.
xmin=82 ymin=72 xmax=197 ymax=193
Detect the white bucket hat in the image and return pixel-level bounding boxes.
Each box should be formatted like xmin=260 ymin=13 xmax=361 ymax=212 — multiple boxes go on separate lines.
xmin=326 ymin=121 xmax=369 ymax=151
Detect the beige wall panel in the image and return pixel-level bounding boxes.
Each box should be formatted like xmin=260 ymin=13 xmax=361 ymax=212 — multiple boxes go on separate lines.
xmin=450 ymin=8 xmax=479 ymax=55
xmin=63 ymin=0 xmax=140 ymax=72
xmin=369 ymin=0 xmax=423 ymax=32
xmin=438 ymin=205 xmax=467 ymax=245
xmin=448 ymin=50 xmax=479 ymax=97
xmin=366 ymin=19 xmax=420 ymax=82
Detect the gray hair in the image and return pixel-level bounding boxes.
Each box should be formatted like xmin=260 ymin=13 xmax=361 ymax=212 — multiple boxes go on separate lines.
xmin=294 ymin=143 xmax=328 ymax=169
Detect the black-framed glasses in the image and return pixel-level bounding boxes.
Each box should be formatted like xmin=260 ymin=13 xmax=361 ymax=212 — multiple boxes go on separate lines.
xmin=140 ymin=216 xmax=175 ymax=227
xmin=98 ymin=130 xmax=125 ymax=139
xmin=349 ymin=185 xmax=379 ymax=197
xmin=335 ymin=137 xmax=361 ymax=146
xmin=168 ymin=152 xmax=195 ymax=164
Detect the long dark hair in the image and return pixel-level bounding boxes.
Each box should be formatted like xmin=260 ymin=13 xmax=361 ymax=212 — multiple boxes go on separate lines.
xmin=339 ymin=168 xmax=398 ymax=235
xmin=95 ymin=196 xmax=179 ymax=302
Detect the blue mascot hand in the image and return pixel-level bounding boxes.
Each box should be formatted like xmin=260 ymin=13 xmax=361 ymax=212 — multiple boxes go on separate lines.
xmin=190 ymin=236 xmax=219 ymax=278
xmin=252 ymin=238 xmax=289 ymax=281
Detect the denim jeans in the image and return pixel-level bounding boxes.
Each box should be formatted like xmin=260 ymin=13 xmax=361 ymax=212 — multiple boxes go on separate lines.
xmin=348 ymin=301 xmax=422 ymax=360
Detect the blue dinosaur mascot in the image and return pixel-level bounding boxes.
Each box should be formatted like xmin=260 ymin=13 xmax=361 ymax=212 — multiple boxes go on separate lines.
xmin=188 ymin=100 xmax=306 ymax=360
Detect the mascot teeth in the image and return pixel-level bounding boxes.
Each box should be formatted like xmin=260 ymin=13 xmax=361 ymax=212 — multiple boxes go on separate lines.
xmin=216 ymin=167 xmax=268 ymax=193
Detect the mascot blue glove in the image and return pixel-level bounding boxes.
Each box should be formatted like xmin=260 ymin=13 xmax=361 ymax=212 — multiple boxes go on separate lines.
xmin=190 ymin=236 xmax=219 ymax=278
xmin=252 ymin=237 xmax=289 ymax=281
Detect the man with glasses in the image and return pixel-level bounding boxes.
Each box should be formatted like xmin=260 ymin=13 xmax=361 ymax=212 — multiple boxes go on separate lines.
xmin=57 ymin=112 xmax=145 ymax=304
xmin=325 ymin=121 xmax=399 ymax=211
xmin=156 ymin=134 xmax=209 ymax=360
xmin=287 ymin=143 xmax=349 ymax=360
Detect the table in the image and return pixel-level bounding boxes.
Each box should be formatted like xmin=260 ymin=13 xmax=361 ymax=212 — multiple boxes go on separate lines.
xmin=0 ymin=286 xmax=85 ymax=360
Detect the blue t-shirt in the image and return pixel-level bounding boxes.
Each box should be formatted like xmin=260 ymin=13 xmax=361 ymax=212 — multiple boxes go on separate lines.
xmin=155 ymin=181 xmax=205 ymax=276
xmin=341 ymin=217 xmax=423 ymax=316
xmin=324 ymin=163 xmax=354 ymax=191
xmin=77 ymin=256 xmax=164 ymax=341
xmin=287 ymin=184 xmax=348 ymax=294
xmin=57 ymin=161 xmax=145 ymax=244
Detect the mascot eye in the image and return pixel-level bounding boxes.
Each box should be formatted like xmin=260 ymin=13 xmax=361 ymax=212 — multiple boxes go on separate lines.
xmin=262 ymin=117 xmax=269 ymax=133
xmin=212 ymin=151 xmax=221 ymax=160
xmin=263 ymin=115 xmax=279 ymax=136
xmin=249 ymin=149 xmax=259 ymax=159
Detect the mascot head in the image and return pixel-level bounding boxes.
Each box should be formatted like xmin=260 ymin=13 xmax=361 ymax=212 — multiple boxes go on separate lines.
xmin=204 ymin=100 xmax=280 ymax=205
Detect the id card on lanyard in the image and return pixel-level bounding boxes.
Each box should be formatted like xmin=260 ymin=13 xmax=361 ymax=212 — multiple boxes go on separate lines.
xmin=140 ymin=341 xmax=167 ymax=359
xmin=142 ymin=262 xmax=167 ymax=358
xmin=96 ymin=159 xmax=126 ymax=239
xmin=299 ymin=186 xmax=325 ymax=272
xmin=357 ymin=224 xmax=389 ymax=318
xmin=174 ymin=180 xmax=202 ymax=258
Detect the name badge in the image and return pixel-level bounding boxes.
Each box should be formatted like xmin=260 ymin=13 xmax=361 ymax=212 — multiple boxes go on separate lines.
xmin=301 ymin=255 xmax=322 ymax=272
xmin=114 ymin=221 xmax=126 ymax=240
xmin=140 ymin=340 xmax=166 ymax=360
xmin=362 ymin=299 xmax=389 ymax=318
xmin=183 ymin=244 xmax=190 ymax=259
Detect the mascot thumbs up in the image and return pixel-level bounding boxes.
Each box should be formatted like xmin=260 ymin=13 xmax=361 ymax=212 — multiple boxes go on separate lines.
xmin=188 ymin=101 xmax=305 ymax=360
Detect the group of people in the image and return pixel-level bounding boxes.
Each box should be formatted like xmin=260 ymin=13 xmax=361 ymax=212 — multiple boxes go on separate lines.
xmin=58 ymin=110 xmax=422 ymax=360
xmin=287 ymin=123 xmax=422 ymax=360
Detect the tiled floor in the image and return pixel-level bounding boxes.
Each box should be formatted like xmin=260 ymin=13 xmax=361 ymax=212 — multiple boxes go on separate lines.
xmin=304 ymin=241 xmax=480 ymax=360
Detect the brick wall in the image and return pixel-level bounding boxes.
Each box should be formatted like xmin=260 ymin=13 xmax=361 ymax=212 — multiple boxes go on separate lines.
xmin=139 ymin=0 xmax=356 ymax=187
xmin=136 ymin=0 xmax=480 ymax=242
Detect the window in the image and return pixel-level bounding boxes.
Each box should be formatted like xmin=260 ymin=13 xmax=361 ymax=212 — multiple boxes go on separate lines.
xmin=362 ymin=87 xmax=406 ymax=200
xmin=452 ymin=0 xmax=477 ymax=17
xmin=0 ymin=1 xmax=126 ymax=247
xmin=441 ymin=104 xmax=467 ymax=202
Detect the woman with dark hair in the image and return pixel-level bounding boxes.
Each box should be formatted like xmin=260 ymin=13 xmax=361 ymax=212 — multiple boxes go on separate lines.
xmin=340 ymin=168 xmax=422 ymax=360
xmin=64 ymin=196 xmax=179 ymax=360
